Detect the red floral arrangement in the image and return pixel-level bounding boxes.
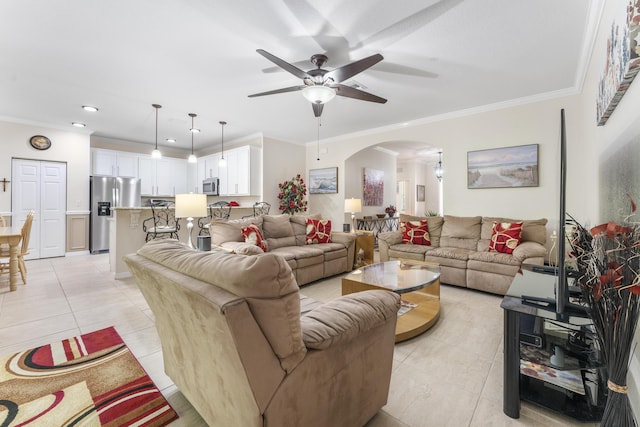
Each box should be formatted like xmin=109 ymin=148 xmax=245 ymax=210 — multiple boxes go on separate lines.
xmin=278 ymin=174 xmax=307 ymax=215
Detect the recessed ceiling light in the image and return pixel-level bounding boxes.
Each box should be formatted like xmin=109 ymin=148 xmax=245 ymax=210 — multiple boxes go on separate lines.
xmin=82 ymin=105 xmax=99 ymax=112
xmin=72 ymin=122 xmax=86 ymax=128
xmin=166 ymin=138 xmax=176 ymax=143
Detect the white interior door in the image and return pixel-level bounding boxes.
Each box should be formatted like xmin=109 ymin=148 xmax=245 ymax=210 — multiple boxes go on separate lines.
xmin=12 ymin=159 xmax=67 ymax=259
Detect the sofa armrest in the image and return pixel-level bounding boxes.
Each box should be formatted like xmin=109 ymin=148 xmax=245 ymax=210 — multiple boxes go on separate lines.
xmin=512 ymin=241 xmax=547 ymax=263
xmin=300 ymin=290 xmax=400 ymax=350
xmin=330 ymin=231 xmax=357 ymax=247
xmin=377 ymin=231 xmax=403 ymax=262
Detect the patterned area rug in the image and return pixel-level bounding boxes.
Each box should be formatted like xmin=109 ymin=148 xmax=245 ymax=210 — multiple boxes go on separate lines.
xmin=0 ymin=326 xmax=178 ymax=426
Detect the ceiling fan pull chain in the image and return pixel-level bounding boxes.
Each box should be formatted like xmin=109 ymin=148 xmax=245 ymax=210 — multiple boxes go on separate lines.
xmin=317 ymin=116 xmax=322 ymax=161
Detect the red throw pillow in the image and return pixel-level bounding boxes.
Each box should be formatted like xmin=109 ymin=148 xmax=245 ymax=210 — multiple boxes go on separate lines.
xmin=305 ymin=218 xmax=332 ymax=244
xmin=241 ymin=224 xmax=268 ymax=252
xmin=400 ymin=220 xmax=431 ymax=245
xmin=488 ymin=221 xmax=523 ymax=254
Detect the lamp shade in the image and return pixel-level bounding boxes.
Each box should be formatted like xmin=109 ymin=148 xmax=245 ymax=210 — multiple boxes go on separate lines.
xmin=302 ymin=85 xmax=336 ymax=104
xmin=344 ymin=198 xmax=362 ymax=213
xmin=175 ymin=193 xmax=207 ymax=218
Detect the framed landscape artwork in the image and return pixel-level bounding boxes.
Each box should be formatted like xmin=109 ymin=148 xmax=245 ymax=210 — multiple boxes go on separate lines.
xmin=416 ymin=185 xmax=425 ymax=202
xmin=596 ymin=0 xmax=640 ymax=125
xmin=308 ymin=167 xmax=338 ymax=194
xmin=363 ymin=168 xmax=384 ymax=206
xmin=467 ymin=144 xmax=539 ymax=189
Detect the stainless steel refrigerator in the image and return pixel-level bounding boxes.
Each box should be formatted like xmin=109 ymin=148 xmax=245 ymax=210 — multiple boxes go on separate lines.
xmin=90 ymin=176 xmax=142 ymax=253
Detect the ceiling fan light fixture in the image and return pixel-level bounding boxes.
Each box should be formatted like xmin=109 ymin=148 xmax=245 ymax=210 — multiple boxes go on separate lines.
xmin=302 ymin=85 xmax=336 ymax=104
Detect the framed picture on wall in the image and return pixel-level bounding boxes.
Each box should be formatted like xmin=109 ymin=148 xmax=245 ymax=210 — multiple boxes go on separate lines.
xmin=363 ymin=168 xmax=384 ymax=206
xmin=416 ymin=185 xmax=425 ymax=202
xmin=467 ymin=144 xmax=539 ymax=189
xmin=309 ymin=167 xmax=338 ymax=194
xmin=596 ymin=0 xmax=640 ymax=125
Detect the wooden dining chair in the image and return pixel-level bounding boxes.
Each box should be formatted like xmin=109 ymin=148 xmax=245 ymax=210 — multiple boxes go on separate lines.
xmin=0 ymin=210 xmax=34 ymax=285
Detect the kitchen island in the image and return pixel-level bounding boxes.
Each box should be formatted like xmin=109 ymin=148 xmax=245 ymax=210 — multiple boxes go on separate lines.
xmin=110 ymin=205 xmax=254 ymax=278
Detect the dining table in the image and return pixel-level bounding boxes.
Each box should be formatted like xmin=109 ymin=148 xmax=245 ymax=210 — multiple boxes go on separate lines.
xmin=0 ymin=225 xmax=22 ymax=291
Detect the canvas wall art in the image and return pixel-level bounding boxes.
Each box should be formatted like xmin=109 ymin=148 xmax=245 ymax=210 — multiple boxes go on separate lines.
xmin=596 ymin=0 xmax=640 ymax=125
xmin=363 ymin=168 xmax=384 ymax=206
xmin=467 ymin=144 xmax=539 ymax=189
xmin=308 ymin=167 xmax=338 ymax=194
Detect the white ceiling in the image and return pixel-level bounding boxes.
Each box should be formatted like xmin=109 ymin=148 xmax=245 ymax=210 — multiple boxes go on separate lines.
xmin=0 ymin=0 xmax=601 ymax=158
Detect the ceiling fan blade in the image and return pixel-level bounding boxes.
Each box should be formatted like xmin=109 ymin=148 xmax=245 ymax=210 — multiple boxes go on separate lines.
xmin=324 ymin=54 xmax=384 ymax=83
xmin=256 ymin=49 xmax=310 ymax=80
xmin=248 ymin=85 xmax=305 ymax=98
xmin=333 ymin=84 xmax=387 ymax=104
xmin=312 ymin=103 xmax=324 ymax=117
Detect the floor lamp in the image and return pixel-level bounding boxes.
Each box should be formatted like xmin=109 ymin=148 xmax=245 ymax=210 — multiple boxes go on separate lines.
xmin=175 ymin=193 xmax=207 ymax=249
xmin=344 ymin=198 xmax=362 ymax=233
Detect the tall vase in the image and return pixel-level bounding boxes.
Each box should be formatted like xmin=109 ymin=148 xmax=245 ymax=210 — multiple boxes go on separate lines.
xmin=601 ymin=370 xmax=636 ymax=427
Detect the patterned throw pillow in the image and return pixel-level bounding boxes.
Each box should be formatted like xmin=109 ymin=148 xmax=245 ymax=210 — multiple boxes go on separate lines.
xmin=400 ymin=220 xmax=431 ymax=245
xmin=241 ymin=224 xmax=268 ymax=252
xmin=305 ymin=218 xmax=332 ymax=244
xmin=488 ymin=221 xmax=523 ymax=254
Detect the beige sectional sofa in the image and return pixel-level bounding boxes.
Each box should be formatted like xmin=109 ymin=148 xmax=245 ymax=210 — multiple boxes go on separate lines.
xmin=378 ymin=214 xmax=547 ymax=295
xmin=124 ymin=239 xmax=400 ymax=427
xmin=209 ymin=214 xmax=356 ymax=286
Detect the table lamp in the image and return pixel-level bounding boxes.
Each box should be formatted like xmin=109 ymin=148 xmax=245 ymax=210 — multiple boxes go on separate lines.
xmin=175 ymin=193 xmax=207 ymax=249
xmin=344 ymin=198 xmax=362 ymax=233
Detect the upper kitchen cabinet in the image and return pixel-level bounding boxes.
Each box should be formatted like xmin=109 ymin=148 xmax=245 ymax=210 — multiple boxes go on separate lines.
xmin=139 ymin=156 xmax=189 ymax=196
xmin=219 ymin=145 xmax=261 ymax=196
xmin=91 ymin=149 xmax=139 ymax=177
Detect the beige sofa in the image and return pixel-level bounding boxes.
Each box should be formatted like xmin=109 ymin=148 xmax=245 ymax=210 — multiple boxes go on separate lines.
xmin=378 ymin=215 xmax=547 ymax=295
xmin=124 ymin=239 xmax=400 ymax=427
xmin=209 ymin=214 xmax=357 ymax=286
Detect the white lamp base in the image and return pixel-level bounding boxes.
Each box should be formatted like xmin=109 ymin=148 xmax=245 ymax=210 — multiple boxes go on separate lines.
xmin=186 ymin=217 xmax=195 ymax=249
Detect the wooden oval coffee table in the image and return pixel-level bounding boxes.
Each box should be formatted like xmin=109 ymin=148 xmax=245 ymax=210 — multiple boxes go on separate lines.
xmin=341 ymin=260 xmax=441 ymax=342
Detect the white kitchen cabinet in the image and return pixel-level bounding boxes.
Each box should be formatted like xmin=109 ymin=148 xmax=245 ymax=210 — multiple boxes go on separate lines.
xmin=220 ymin=145 xmax=261 ymax=196
xmin=91 ymin=149 xmax=139 ymax=177
xmin=139 ymin=156 xmax=188 ymax=196
xmin=197 ymin=154 xmax=222 ymax=193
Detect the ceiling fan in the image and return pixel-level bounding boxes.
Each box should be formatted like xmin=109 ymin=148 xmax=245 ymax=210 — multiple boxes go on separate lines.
xmin=248 ymin=49 xmax=387 ymax=117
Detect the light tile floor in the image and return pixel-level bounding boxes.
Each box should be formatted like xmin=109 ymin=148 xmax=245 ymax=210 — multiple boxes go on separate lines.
xmin=0 ymin=253 xmax=597 ymax=427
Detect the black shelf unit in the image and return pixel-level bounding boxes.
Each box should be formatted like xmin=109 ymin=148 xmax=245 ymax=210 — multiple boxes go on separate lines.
xmin=501 ymin=266 xmax=607 ymax=421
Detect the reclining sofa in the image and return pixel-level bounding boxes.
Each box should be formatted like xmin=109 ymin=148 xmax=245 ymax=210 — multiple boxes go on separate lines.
xmin=378 ymin=214 xmax=547 ymax=295
xmin=124 ymin=239 xmax=400 ymax=427
xmin=209 ymin=214 xmax=356 ymax=286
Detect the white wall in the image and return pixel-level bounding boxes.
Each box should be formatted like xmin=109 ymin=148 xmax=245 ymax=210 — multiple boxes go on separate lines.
xmin=0 ymin=120 xmax=90 ymax=217
xmin=263 ymin=137 xmax=306 ymax=214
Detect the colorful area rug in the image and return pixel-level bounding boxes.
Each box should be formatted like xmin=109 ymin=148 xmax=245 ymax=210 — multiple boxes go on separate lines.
xmin=0 ymin=326 xmax=178 ymax=426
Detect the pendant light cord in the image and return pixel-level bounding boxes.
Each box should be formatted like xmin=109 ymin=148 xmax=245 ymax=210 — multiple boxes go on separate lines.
xmin=220 ymin=121 xmax=226 ymax=159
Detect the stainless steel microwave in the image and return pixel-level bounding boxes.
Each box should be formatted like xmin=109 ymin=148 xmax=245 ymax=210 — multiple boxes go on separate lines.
xmin=203 ymin=178 xmax=219 ymax=195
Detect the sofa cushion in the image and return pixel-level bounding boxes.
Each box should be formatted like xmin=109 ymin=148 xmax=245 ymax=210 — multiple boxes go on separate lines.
xmin=488 ymin=221 xmax=523 ymax=254
xmin=306 ymin=218 xmax=332 ymax=244
xmin=300 ymin=290 xmax=400 ymax=350
xmin=400 ymin=215 xmax=444 ymax=247
xmin=210 ymin=217 xmax=263 ymax=246
xmin=289 ymin=214 xmax=322 ymax=245
xmin=242 ymin=224 xmax=268 ymax=252
xmin=401 ymin=220 xmax=430 ymax=245
xmin=263 ymin=214 xmax=294 ymax=239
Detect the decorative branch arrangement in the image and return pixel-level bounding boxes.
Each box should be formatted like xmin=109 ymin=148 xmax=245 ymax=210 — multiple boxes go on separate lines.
xmin=567 ymin=196 xmax=640 ymax=426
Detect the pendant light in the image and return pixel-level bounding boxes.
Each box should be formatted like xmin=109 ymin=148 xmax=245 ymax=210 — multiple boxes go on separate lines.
xmin=151 ymin=104 xmax=162 ymax=159
xmin=434 ymin=151 xmax=443 ymax=182
xmin=188 ymin=113 xmax=197 ymax=164
xmin=218 ymin=121 xmax=227 ymax=167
